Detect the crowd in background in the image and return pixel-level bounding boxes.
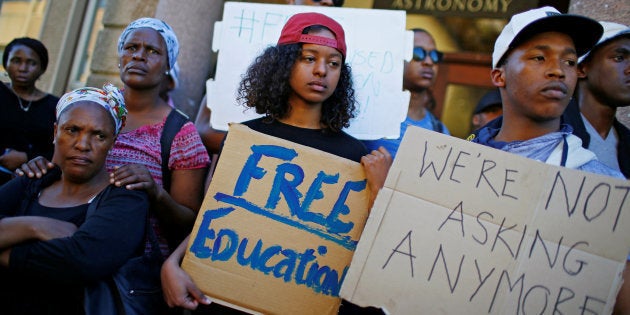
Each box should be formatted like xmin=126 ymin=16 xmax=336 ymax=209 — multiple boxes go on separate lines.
xmin=0 ymin=0 xmax=629 ymax=314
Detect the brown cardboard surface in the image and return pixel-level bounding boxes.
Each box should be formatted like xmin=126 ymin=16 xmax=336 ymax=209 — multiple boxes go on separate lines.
xmin=341 ymin=125 xmax=630 ymax=314
xmin=182 ymin=124 xmax=369 ymax=315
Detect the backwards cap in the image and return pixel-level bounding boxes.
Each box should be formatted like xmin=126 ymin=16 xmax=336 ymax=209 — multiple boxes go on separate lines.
xmin=492 ymin=6 xmax=603 ymax=68
xmin=277 ymin=12 xmax=346 ymax=58
xmin=579 ymin=21 xmax=630 ymax=64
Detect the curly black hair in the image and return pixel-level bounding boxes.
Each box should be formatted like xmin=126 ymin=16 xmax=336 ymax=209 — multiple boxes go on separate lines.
xmin=237 ymin=43 xmax=357 ymax=133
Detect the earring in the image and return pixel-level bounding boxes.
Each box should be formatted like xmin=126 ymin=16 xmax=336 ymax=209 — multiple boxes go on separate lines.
xmin=117 ymin=63 xmax=121 ymax=68
xmin=165 ymin=70 xmax=170 ymax=75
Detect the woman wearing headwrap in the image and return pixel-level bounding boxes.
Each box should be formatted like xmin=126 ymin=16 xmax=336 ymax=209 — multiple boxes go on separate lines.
xmin=110 ymin=17 xmax=209 ymax=256
xmin=0 ymin=84 xmax=151 ymax=315
xmin=17 ymin=18 xmax=210 ymax=256
xmin=0 ymin=37 xmax=59 ymax=185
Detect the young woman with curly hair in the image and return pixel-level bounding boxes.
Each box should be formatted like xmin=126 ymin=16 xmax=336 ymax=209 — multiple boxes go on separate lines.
xmin=238 ymin=28 xmax=355 ymax=133
xmin=161 ymin=12 xmax=391 ymax=314
xmin=235 ymin=30 xmax=366 ymax=162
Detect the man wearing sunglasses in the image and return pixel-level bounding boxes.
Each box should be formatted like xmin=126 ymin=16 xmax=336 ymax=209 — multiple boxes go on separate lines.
xmin=364 ymin=28 xmax=450 ymax=158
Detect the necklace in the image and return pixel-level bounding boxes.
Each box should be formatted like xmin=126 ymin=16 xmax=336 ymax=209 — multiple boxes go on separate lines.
xmin=9 ymin=85 xmax=35 ymax=112
xmin=17 ymin=95 xmax=34 ymax=112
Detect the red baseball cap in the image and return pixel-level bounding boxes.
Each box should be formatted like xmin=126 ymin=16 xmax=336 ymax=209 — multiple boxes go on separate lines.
xmin=277 ymin=12 xmax=346 ymax=58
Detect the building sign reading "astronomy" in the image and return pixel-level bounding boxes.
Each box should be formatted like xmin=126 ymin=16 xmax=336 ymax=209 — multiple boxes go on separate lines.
xmin=373 ymin=0 xmax=537 ymax=18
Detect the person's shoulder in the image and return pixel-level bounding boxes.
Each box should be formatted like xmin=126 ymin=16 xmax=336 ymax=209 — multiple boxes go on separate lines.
xmin=241 ymin=117 xmax=267 ymax=130
xmin=37 ymin=93 xmax=60 ymax=111
xmin=91 ymin=186 xmax=149 ymax=224
xmin=614 ymin=119 xmax=630 ymax=135
xmin=105 ymin=185 xmax=149 ymax=203
xmin=469 ymin=116 xmax=503 ymax=142
xmin=3 ymin=167 xmax=60 ymax=200
xmin=578 ymin=160 xmax=626 ymax=179
xmin=2 ymin=174 xmax=31 ymax=191
xmin=170 ymin=113 xmax=206 ymax=147
xmin=0 ymin=82 xmax=14 ymax=99
xmin=240 ymin=118 xmax=288 ymax=137
xmin=170 ymin=120 xmax=211 ymax=165
xmin=328 ymin=130 xmax=368 ymax=161
xmin=438 ymin=121 xmax=450 ymax=135
xmin=175 ymin=120 xmax=200 ymax=137
xmin=0 ymin=81 xmax=10 ymax=92
xmin=562 ymin=98 xmax=581 ymax=125
xmin=44 ymin=93 xmax=60 ymax=103
xmin=562 ymin=99 xmax=588 ymax=145
xmin=336 ymin=130 xmax=364 ymax=145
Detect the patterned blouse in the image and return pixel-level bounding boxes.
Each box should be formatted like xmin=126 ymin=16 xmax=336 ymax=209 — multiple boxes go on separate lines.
xmin=107 ymin=117 xmax=210 ymax=256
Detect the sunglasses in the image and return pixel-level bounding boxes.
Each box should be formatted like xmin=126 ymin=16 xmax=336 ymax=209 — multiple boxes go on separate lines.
xmin=311 ymin=0 xmax=342 ymax=5
xmin=412 ymin=47 xmax=444 ymax=63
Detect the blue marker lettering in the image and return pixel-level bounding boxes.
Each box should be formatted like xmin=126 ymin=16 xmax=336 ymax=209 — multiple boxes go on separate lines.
xmin=274 ymin=249 xmax=298 ymax=282
xmin=212 ymin=229 xmax=238 ymax=261
xmin=256 ymin=245 xmax=282 ymax=274
xmin=190 ymin=207 xmax=235 ymax=258
xmin=326 ymin=180 xmax=366 ymax=234
xmin=266 ymin=162 xmax=304 ymax=212
xmin=237 ymin=238 xmax=262 ymax=266
xmin=191 ymin=222 xmax=348 ymax=297
xmin=234 ymin=145 xmax=297 ymax=196
xmin=297 ymin=171 xmax=340 ymax=225
xmin=295 ymin=248 xmax=316 ymax=285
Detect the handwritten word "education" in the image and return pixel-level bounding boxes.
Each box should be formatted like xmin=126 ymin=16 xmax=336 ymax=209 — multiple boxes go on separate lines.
xmin=189 ymin=143 xmax=366 ymax=296
xmin=190 ymin=207 xmax=348 ymax=296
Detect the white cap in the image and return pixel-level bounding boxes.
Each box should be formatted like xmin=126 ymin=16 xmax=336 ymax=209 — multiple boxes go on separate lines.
xmin=492 ymin=6 xmax=603 ymax=68
xmin=579 ymin=21 xmax=630 ymax=64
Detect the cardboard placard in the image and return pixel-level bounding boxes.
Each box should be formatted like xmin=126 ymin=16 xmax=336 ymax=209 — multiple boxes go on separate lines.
xmin=341 ymin=126 xmax=630 ymax=314
xmin=207 ymin=2 xmax=410 ymax=140
xmin=183 ymin=124 xmax=370 ymax=314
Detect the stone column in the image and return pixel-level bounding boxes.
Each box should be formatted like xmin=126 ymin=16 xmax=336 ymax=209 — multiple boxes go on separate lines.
xmin=155 ymin=0 xmax=225 ymax=118
xmin=569 ymin=0 xmax=630 ymax=127
xmin=39 ymin=0 xmax=89 ymax=95
xmin=86 ymin=0 xmax=158 ymax=89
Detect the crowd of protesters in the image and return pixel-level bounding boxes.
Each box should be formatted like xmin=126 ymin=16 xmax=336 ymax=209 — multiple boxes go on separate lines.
xmin=0 ymin=1 xmax=628 ymax=314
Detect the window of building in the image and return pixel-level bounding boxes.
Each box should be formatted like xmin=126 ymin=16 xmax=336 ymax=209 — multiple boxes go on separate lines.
xmin=67 ymin=0 xmax=107 ymax=90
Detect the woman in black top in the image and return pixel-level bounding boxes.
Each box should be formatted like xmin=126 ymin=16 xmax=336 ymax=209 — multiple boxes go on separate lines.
xmin=0 ymin=37 xmax=59 ymax=185
xmin=0 ymin=85 xmax=150 ymax=315
xmin=161 ymin=12 xmax=391 ymax=314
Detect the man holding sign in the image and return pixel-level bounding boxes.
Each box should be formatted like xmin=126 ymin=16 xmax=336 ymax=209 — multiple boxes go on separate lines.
xmin=340 ymin=6 xmax=630 ymax=314
xmin=470 ymin=6 xmax=629 ymax=312
xmin=469 ymin=7 xmax=622 ymax=179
